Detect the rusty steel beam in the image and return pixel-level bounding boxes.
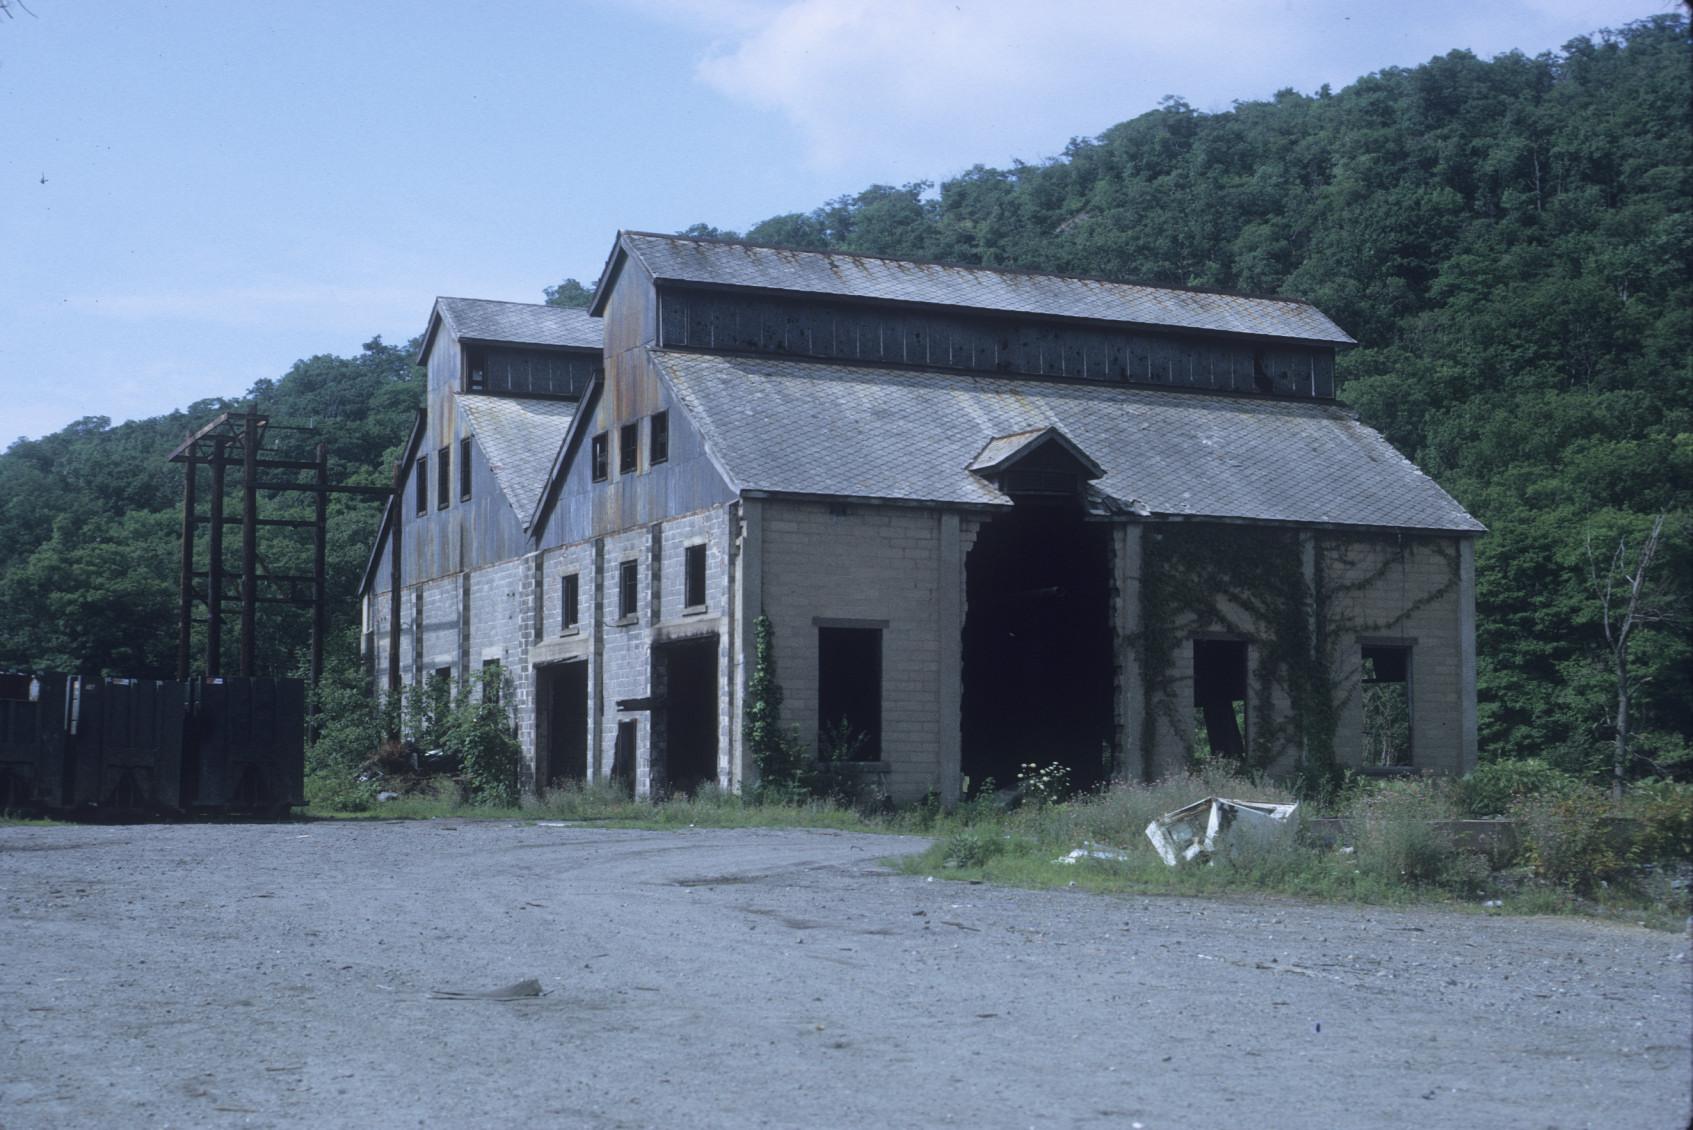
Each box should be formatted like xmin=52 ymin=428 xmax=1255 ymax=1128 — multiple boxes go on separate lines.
xmin=206 ymin=437 xmax=227 ymax=677
xmin=240 ymin=411 xmax=259 ymax=677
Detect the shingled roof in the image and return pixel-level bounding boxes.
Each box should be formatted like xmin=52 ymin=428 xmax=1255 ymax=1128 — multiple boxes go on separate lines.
xmin=420 ymin=298 xmax=601 ymax=363
xmin=458 ymin=395 xmax=577 ymax=529
xmin=653 ymin=351 xmax=1483 ymax=533
xmin=610 ymin=232 xmax=1353 ymax=345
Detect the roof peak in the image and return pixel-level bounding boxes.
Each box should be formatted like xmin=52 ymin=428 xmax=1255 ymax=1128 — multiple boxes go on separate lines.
xmin=618 ymin=229 xmax=1325 ymax=312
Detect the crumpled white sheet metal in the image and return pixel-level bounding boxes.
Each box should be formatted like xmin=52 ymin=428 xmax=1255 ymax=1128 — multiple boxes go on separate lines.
xmin=1145 ymin=796 xmax=1299 ymax=866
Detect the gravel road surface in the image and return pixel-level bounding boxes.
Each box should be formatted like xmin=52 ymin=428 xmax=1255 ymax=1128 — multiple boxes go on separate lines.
xmin=2 ymin=821 xmax=1687 ymax=1129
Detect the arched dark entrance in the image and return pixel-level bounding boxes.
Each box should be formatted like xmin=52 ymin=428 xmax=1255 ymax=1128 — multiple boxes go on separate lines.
xmin=960 ymin=502 xmax=1115 ymax=795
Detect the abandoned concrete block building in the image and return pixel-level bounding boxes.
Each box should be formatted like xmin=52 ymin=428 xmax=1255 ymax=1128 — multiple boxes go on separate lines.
xmin=360 ymin=231 xmax=1484 ymax=803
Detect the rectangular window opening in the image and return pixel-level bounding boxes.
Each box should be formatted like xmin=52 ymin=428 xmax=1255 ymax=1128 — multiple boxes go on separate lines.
xmin=1192 ymin=639 xmax=1248 ymax=763
xmin=591 ymin=433 xmax=608 ymax=482
xmin=561 ymin=572 xmax=580 ymax=632
xmin=481 ymin=657 xmax=501 ymax=703
xmin=618 ymin=559 xmax=638 ymax=620
xmin=459 ymin=437 xmax=472 ymax=501
xmin=415 ymin=455 xmax=428 ymax=515
xmin=437 ymin=446 xmax=450 ymax=509
xmin=1361 ymin=645 xmax=1412 ymax=767
xmin=619 ymin=421 xmax=639 ymax=475
xmin=650 ymin=411 xmax=670 ymax=465
xmin=818 ymin=626 xmax=881 ymax=761
xmin=683 ymin=544 xmax=706 ymax=610
xmin=466 ymin=348 xmax=487 ymax=392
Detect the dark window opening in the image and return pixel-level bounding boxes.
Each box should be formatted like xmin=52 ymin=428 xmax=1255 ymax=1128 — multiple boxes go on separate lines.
xmin=684 ymin=544 xmax=706 ymax=610
xmin=415 ymin=455 xmax=428 ymax=515
xmin=591 ymin=433 xmax=608 ymax=482
xmin=561 ymin=572 xmax=580 ymax=632
xmin=618 ymin=559 xmax=638 ymax=620
xmin=459 ymin=437 xmax=472 ymax=501
xmin=481 ymin=658 xmax=501 ymax=703
xmin=1192 ymin=639 xmax=1249 ymax=763
xmin=619 ymin=422 xmax=639 ymax=474
xmin=650 ymin=411 xmax=670 ymax=465
xmin=1362 ymin=645 xmax=1412 ymax=767
xmin=432 ymin=665 xmax=452 ymax=686
xmin=961 ymin=505 xmax=1114 ymax=793
xmin=437 ymin=446 xmax=450 ymax=509
xmin=818 ymin=626 xmax=882 ymax=761
xmin=466 ymin=348 xmax=487 ymax=392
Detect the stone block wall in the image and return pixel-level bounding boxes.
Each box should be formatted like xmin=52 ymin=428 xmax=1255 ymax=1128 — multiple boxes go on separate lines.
xmin=758 ymin=500 xmax=963 ymax=803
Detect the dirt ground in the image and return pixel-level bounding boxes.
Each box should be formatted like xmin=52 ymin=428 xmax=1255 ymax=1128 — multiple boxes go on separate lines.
xmin=1 ymin=821 xmax=1687 ymax=1130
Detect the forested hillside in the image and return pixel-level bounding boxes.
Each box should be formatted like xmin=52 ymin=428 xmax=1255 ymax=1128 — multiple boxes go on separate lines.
xmin=1 ymin=15 xmax=1685 ymax=780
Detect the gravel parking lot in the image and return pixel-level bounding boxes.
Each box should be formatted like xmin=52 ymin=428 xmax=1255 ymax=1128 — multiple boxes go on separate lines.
xmin=2 ymin=820 xmax=1687 ymax=1129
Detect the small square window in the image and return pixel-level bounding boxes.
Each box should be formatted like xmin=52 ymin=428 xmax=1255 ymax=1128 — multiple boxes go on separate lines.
xmin=591 ymin=433 xmax=608 ymax=482
xmin=684 ymin=544 xmax=706 ymax=609
xmin=415 ymin=455 xmax=428 ymax=515
xmin=618 ymin=559 xmax=638 ymax=620
xmin=437 ymin=446 xmax=450 ymax=509
xmin=562 ymin=572 xmax=579 ymax=631
xmin=619 ymin=422 xmax=639 ymax=474
xmin=651 ymin=411 xmax=670 ymax=465
xmin=459 ymin=437 xmax=472 ymax=501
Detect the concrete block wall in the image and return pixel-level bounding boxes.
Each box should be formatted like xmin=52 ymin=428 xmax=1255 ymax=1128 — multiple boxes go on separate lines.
xmin=1137 ymin=529 xmax=1471 ymax=779
xmin=759 ymin=500 xmax=960 ymax=803
xmin=1326 ymin=535 xmax=1469 ymax=774
xmin=656 ymin=509 xmax=735 ymax=789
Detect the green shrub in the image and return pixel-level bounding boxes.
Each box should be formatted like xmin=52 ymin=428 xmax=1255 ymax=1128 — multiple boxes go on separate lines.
xmin=1510 ymin=787 xmax=1627 ymax=895
xmin=1343 ymin=777 xmax=1476 ymax=890
xmin=304 ymin=652 xmax=386 ymax=813
xmin=942 ymin=827 xmax=1006 ymax=868
xmin=1456 ymin=759 xmax=1581 ymax=816
xmin=1624 ymin=780 xmax=1693 ymax=863
xmin=449 ymin=668 xmax=522 ymax=807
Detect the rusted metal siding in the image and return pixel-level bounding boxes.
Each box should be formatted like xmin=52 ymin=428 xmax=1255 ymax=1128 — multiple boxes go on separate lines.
xmin=657 ymin=286 xmax=1334 ymax=397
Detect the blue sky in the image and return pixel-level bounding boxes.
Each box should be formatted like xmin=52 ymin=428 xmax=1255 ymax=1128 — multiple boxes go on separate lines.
xmin=0 ymin=0 xmax=1669 ymax=443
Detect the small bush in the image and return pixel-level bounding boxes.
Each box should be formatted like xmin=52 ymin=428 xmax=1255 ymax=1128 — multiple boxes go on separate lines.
xmin=1510 ymin=787 xmax=1628 ymax=895
xmin=449 ymin=668 xmax=522 ymax=807
xmin=1455 ymin=759 xmax=1581 ymax=817
xmin=1344 ymin=777 xmax=1474 ymax=890
xmin=1627 ymin=780 xmax=1693 ymax=862
xmin=942 ymin=827 xmax=1006 ymax=869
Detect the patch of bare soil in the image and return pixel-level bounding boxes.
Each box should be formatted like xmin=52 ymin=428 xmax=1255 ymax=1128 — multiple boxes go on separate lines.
xmin=1 ymin=822 xmax=1687 ymax=1129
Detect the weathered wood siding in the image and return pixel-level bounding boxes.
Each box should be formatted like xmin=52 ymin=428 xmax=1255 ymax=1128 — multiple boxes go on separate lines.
xmin=466 ymin=345 xmax=599 ymax=399
xmin=657 ymin=285 xmax=1335 ymax=397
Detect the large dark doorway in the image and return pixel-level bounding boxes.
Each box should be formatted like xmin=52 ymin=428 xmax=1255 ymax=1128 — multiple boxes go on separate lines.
xmin=536 ymin=661 xmax=589 ymax=787
xmin=961 ymin=505 xmax=1115 ymax=794
xmin=653 ymin=636 xmax=719 ymax=796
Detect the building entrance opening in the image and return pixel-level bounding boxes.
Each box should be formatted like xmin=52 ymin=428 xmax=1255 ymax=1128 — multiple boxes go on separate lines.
xmin=1361 ymin=644 xmax=1412 ymax=767
xmin=535 ymin=661 xmax=588 ymax=787
xmin=1192 ymin=639 xmax=1248 ymax=762
xmin=961 ymin=506 xmax=1114 ymax=795
xmin=653 ymin=635 xmax=718 ymax=796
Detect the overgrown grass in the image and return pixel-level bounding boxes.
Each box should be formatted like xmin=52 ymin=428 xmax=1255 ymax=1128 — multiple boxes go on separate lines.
xmin=302 ymin=765 xmax=1690 ymax=930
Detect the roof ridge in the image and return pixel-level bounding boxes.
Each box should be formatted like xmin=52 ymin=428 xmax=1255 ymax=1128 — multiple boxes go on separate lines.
xmin=620 ymin=230 xmax=1324 ymax=309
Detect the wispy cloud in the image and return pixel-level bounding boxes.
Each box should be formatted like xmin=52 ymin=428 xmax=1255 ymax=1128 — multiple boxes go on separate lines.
xmin=667 ymin=0 xmax=1666 ymax=175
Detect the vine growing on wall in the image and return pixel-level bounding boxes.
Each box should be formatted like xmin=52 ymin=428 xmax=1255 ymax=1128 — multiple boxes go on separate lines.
xmin=744 ymin=614 xmax=809 ymax=798
xmin=1135 ymin=523 xmax=1459 ymax=800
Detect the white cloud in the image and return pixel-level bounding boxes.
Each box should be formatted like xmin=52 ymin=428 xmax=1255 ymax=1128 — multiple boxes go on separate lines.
xmin=677 ymin=0 xmax=1668 ymax=177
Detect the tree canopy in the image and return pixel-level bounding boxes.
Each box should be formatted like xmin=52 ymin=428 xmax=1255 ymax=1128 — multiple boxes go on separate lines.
xmin=0 ymin=15 xmax=1685 ymax=780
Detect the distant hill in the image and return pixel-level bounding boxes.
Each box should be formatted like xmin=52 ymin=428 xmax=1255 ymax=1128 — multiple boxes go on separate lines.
xmin=1 ymin=14 xmax=1685 ymax=776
